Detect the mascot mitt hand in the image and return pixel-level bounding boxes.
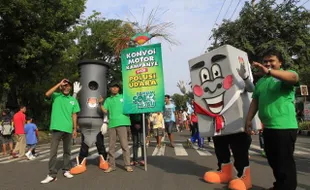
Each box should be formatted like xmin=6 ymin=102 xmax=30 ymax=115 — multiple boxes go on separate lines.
xmin=101 ymin=122 xmax=108 ymax=135
xmin=236 ymin=63 xmax=248 ymax=80
xmin=73 ymin=81 xmax=82 ymax=94
xmin=177 ymin=80 xmax=187 ymax=95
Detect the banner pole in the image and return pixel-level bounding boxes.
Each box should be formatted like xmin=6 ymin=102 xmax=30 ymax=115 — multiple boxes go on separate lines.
xmin=142 ymin=113 xmax=147 ymax=171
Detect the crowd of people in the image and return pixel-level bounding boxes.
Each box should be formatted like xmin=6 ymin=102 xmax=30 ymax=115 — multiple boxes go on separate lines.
xmin=0 ymin=106 xmax=39 ymax=160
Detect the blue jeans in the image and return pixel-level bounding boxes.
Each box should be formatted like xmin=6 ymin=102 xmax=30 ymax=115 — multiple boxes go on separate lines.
xmin=190 ymin=123 xmax=201 ymax=147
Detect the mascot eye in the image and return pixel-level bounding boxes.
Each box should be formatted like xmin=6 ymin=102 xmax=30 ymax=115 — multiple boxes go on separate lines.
xmin=211 ymin=64 xmax=222 ymax=79
xmin=200 ymin=68 xmax=210 ymax=83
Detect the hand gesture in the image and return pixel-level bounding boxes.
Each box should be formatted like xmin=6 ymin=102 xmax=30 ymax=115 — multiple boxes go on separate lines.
xmin=98 ymin=95 xmax=104 ymax=104
xmin=60 ymin=79 xmax=69 ymax=86
xmin=177 ymin=80 xmax=187 ymax=94
xmin=236 ymin=62 xmax=248 ymax=80
xmin=252 ymin=61 xmax=268 ymax=76
xmin=73 ymin=81 xmax=82 ymax=94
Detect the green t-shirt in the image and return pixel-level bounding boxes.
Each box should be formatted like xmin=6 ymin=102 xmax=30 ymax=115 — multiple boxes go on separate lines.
xmin=252 ymin=70 xmax=298 ymax=129
xmin=49 ymin=92 xmax=80 ymax=133
xmin=103 ymin=93 xmax=131 ymax=128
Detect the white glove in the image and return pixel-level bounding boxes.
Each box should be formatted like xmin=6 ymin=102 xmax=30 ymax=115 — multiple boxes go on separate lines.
xmin=236 ymin=63 xmax=248 ymax=80
xmin=101 ymin=122 xmax=108 ymax=135
xmin=73 ymin=81 xmax=82 ymax=94
xmin=177 ymin=80 xmax=187 ymax=94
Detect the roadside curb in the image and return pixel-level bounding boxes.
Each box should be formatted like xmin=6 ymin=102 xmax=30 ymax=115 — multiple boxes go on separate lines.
xmin=297 ymin=130 xmax=310 ymax=136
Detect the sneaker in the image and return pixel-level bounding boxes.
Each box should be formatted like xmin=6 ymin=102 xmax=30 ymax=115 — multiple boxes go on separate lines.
xmin=63 ymin=171 xmax=74 ymax=179
xmin=30 ymin=155 xmax=36 ymax=160
xmin=40 ymin=175 xmax=57 ymax=184
xmin=25 ymin=152 xmax=33 ymax=160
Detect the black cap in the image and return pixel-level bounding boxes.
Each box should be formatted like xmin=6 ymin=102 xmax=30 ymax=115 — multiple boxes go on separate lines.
xmin=64 ymin=79 xmax=73 ymax=86
xmin=109 ymin=81 xmax=121 ymax=88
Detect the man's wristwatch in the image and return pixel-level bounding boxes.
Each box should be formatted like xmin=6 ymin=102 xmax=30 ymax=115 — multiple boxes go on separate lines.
xmin=267 ymin=68 xmax=272 ymax=75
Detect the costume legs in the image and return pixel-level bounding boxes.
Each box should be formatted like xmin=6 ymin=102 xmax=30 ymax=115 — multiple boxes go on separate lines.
xmin=204 ymin=133 xmax=252 ymax=190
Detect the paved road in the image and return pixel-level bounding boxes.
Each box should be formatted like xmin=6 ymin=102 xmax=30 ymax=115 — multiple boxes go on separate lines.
xmin=0 ymin=131 xmax=309 ymax=190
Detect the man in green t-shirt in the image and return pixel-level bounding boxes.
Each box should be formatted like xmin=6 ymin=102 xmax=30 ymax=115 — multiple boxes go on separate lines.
xmin=245 ymin=49 xmax=299 ymax=190
xmin=99 ymin=81 xmax=133 ymax=173
xmin=41 ymin=79 xmax=80 ymax=184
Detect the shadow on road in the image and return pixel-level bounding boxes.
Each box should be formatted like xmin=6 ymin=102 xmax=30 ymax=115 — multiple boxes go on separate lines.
xmin=147 ymin=156 xmax=211 ymax=177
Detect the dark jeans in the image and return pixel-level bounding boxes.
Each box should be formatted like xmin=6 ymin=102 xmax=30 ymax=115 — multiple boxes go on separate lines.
xmin=78 ymin=132 xmax=107 ymax=163
xmin=132 ymin=131 xmax=145 ymax=162
xmin=263 ymin=128 xmax=297 ymax=190
xmin=213 ymin=132 xmax=251 ymax=177
xmin=48 ymin=130 xmax=72 ymax=177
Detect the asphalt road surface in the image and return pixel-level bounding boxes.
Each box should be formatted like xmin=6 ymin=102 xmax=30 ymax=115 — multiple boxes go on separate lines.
xmin=0 ymin=131 xmax=309 ymax=190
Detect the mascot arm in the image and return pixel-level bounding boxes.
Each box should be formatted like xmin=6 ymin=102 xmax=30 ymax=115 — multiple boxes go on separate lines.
xmin=243 ymin=78 xmax=255 ymax=92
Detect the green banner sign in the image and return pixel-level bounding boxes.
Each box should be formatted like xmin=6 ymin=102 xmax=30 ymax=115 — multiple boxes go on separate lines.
xmin=121 ymin=43 xmax=165 ymax=114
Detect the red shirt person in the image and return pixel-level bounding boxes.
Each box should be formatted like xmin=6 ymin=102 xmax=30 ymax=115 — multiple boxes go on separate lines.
xmin=12 ymin=105 xmax=27 ymax=158
xmin=13 ymin=108 xmax=26 ymax=134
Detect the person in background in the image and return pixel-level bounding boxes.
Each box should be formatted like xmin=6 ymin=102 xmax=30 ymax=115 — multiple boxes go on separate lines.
xmin=149 ymin=112 xmax=164 ymax=148
xmin=0 ymin=110 xmax=14 ymax=156
xmin=163 ymin=95 xmax=176 ymax=147
xmin=182 ymin=109 xmax=189 ymax=131
xmin=177 ymin=110 xmax=184 ymax=132
xmin=188 ymin=110 xmax=202 ymax=148
xmin=12 ymin=105 xmax=27 ymax=158
xmin=130 ymin=114 xmax=147 ymax=166
xmin=24 ymin=117 xmax=38 ymax=160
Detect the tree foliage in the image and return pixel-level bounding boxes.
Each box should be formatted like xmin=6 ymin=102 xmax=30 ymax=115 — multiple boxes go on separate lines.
xmin=209 ymin=0 xmax=310 ymax=83
xmin=171 ymin=93 xmax=188 ymax=111
xmin=0 ymin=0 xmax=86 ymax=128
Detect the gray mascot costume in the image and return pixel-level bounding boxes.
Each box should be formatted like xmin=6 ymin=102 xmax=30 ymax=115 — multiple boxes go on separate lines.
xmin=70 ymin=60 xmax=109 ymax=175
xmin=185 ymin=45 xmax=260 ymax=190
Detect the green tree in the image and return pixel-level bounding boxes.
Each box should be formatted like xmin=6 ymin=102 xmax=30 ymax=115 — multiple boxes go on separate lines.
xmin=0 ymin=0 xmax=86 ymax=128
xmin=209 ymin=0 xmax=310 ymax=83
xmin=171 ymin=93 xmax=188 ymax=111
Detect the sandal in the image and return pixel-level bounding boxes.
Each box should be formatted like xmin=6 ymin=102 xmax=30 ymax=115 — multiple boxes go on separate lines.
xmin=103 ymin=167 xmax=116 ymax=173
xmin=125 ymin=166 xmax=133 ymax=172
xmin=130 ymin=161 xmax=138 ymax=166
xmin=139 ymin=160 xmax=145 ymax=166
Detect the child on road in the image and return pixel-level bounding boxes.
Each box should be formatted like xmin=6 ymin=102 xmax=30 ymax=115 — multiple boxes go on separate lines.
xmin=24 ymin=117 xmax=38 ymax=160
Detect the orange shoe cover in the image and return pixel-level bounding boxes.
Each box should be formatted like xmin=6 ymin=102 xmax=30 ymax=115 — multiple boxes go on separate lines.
xmin=70 ymin=157 xmax=87 ymax=175
xmin=204 ymin=162 xmax=233 ymax=184
xmin=228 ymin=167 xmax=252 ymax=190
xmin=99 ymin=155 xmax=109 ymax=170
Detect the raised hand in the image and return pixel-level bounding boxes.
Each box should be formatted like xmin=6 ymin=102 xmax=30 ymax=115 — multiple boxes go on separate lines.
xmin=59 ymin=79 xmax=69 ymax=86
xmin=236 ymin=62 xmax=248 ymax=80
xmin=73 ymin=81 xmax=82 ymax=94
xmin=177 ymin=80 xmax=187 ymax=94
xmin=252 ymin=61 xmax=269 ymax=76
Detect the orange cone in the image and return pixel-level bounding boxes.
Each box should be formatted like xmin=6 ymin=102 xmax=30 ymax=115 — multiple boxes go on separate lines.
xmin=99 ymin=155 xmax=109 ymax=170
xmin=70 ymin=157 xmax=87 ymax=175
xmin=204 ymin=162 xmax=233 ymax=184
xmin=228 ymin=167 xmax=252 ymax=190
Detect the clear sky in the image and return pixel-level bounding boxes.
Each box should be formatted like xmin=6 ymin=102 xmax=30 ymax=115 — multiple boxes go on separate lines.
xmin=84 ymin=0 xmax=310 ymax=95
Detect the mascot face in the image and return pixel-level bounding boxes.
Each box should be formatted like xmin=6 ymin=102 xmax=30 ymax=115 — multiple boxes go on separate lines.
xmin=190 ymin=54 xmax=235 ymax=114
xmin=188 ymin=45 xmax=262 ymax=136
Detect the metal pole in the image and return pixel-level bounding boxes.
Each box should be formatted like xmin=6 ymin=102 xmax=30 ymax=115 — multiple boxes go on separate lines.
xmin=142 ymin=113 xmax=147 ymax=171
